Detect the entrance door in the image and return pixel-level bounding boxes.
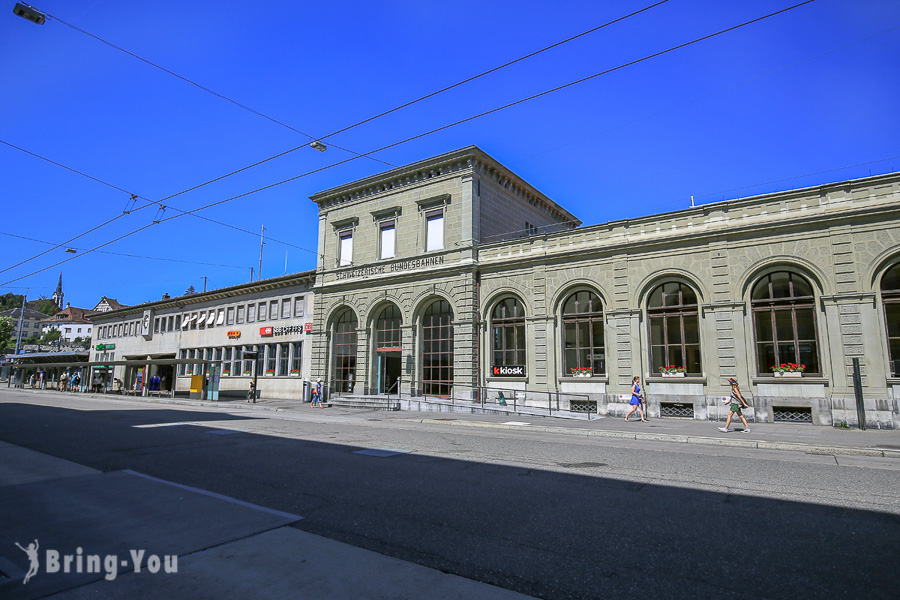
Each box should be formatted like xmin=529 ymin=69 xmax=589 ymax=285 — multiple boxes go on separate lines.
xmin=378 ymin=352 xmax=402 ymax=394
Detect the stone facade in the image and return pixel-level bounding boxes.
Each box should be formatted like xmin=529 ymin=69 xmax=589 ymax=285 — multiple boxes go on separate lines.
xmin=310 ymin=146 xmax=900 ymax=428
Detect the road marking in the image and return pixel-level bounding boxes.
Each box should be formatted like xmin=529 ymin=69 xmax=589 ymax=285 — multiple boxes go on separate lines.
xmin=353 ymin=448 xmax=412 ymax=458
xmin=501 ymin=421 xmax=532 ymax=426
xmin=133 ymin=422 xmax=195 ymax=428
xmin=206 ymin=429 xmax=246 ymax=435
xmin=122 ymin=470 xmax=303 ymax=521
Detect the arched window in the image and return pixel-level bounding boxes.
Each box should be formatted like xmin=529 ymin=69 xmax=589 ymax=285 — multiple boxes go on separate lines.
xmin=647 ymin=282 xmax=701 ymax=374
xmin=375 ymin=304 xmax=402 ymax=350
xmin=333 ymin=309 xmax=357 ymax=393
xmin=751 ymin=271 xmax=819 ymax=375
xmin=422 ymin=300 xmax=453 ymax=396
xmin=881 ymin=263 xmax=900 ymax=376
xmin=492 ymin=297 xmax=526 ymax=368
xmin=562 ymin=290 xmax=604 ymax=375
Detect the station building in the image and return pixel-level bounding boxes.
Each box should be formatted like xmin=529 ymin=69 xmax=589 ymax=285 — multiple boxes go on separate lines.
xmin=309 ymin=146 xmax=900 ymax=428
xmin=88 ymin=272 xmax=314 ymax=398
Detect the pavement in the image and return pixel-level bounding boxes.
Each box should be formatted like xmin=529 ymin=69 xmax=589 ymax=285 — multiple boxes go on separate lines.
xmin=0 ymin=440 xmax=533 ymax=599
xmin=14 ymin=387 xmax=895 ymax=459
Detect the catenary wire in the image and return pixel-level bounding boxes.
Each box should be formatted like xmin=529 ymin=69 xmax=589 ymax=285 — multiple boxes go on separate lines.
xmin=1 ymin=1 xmax=816 ymax=286
xmin=0 ymin=231 xmax=249 ymax=269
xmin=44 ymin=14 xmax=395 ymax=168
xmin=1 ymin=1 xmax=672 ymax=275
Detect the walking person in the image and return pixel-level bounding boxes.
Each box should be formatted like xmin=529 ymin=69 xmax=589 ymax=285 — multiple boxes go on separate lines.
xmin=247 ymin=379 xmax=256 ymax=403
xmin=719 ymin=378 xmax=751 ymax=433
xmin=624 ymin=376 xmax=647 ymax=422
xmin=310 ymin=378 xmax=324 ymax=408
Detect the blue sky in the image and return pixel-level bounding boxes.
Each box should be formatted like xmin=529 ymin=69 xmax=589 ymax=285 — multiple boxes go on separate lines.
xmin=2 ymin=0 xmax=898 ymax=308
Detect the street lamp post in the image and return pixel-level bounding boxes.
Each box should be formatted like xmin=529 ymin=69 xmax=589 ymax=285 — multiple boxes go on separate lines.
xmin=12 ymin=3 xmax=46 ymax=25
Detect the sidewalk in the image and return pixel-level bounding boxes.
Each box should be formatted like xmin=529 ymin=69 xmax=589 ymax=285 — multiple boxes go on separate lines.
xmin=0 ymin=441 xmax=532 ymax=599
xmin=7 ymin=387 xmax=900 ymax=459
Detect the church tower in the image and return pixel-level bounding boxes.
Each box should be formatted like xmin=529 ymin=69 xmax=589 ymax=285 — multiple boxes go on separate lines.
xmin=52 ymin=272 xmax=64 ymax=309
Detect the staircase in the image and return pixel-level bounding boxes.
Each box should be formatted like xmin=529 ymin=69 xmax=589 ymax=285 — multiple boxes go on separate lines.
xmin=328 ymin=394 xmax=401 ymax=411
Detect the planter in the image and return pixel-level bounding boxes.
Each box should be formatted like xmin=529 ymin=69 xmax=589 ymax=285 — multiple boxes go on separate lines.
xmin=774 ymin=371 xmax=803 ymax=378
xmin=661 ymin=372 xmax=685 ymax=378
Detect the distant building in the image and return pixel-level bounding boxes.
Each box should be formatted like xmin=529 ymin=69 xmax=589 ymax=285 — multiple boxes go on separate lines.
xmin=0 ymin=307 xmax=48 ymax=343
xmin=52 ymin=273 xmax=64 ymax=310
xmin=42 ymin=303 xmax=94 ymax=342
xmin=92 ymin=297 xmax=128 ymax=313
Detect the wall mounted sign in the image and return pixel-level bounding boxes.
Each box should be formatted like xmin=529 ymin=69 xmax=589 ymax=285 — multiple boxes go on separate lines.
xmin=95 ymin=343 xmax=116 ymax=350
xmin=335 ymin=255 xmax=445 ymax=281
xmin=304 ymin=323 xmax=312 ymax=332
xmin=261 ymin=325 xmax=304 ymax=337
xmin=492 ymin=365 xmax=526 ymax=377
xmin=227 ymin=330 xmax=241 ymax=339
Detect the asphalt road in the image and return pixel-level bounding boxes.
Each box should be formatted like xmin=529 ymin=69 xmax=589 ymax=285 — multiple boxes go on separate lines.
xmin=1 ymin=390 xmax=898 ymax=600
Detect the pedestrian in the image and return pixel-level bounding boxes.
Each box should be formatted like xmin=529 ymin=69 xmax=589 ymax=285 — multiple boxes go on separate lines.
xmin=624 ymin=376 xmax=647 ymax=422
xmin=29 ymin=373 xmax=36 ymax=388
xmin=247 ymin=379 xmax=256 ymax=403
xmin=39 ymin=369 xmax=45 ymax=389
xmin=310 ymin=378 xmax=323 ymax=408
xmin=719 ymin=378 xmax=751 ymax=433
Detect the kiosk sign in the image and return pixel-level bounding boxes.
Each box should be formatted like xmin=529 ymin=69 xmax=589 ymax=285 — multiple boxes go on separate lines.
xmin=491 ymin=365 xmax=526 ymax=377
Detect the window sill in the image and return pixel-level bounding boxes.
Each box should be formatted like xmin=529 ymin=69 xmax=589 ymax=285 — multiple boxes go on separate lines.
xmin=751 ymin=376 xmax=828 ymax=385
xmin=645 ymin=376 xmax=707 ymax=384
xmin=486 ymin=376 xmax=527 ymax=383
xmin=558 ymin=376 xmax=608 ymax=383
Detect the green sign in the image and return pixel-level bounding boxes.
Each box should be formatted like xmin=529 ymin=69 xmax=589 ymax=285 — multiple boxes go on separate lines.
xmin=95 ymin=343 xmax=116 ymax=350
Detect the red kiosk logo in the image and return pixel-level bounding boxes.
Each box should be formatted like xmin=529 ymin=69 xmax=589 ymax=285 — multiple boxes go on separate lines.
xmin=259 ymin=326 xmax=273 ymax=337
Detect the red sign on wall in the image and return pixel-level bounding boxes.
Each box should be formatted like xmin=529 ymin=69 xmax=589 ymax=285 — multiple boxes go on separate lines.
xmin=304 ymin=323 xmax=312 ymax=332
xmin=227 ymin=330 xmax=241 ymax=339
xmin=259 ymin=326 xmax=273 ymax=336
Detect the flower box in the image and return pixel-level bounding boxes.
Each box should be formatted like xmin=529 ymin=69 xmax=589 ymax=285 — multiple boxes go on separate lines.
xmin=570 ymin=368 xmax=593 ymax=378
xmin=774 ymin=371 xmax=802 ymax=378
xmin=661 ymin=372 xmax=685 ymax=378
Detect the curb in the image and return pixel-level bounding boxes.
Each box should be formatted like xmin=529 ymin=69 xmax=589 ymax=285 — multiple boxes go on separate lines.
xmin=413 ymin=418 xmax=900 ymax=458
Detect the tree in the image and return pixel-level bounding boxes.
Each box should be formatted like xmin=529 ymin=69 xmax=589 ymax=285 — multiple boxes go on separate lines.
xmin=0 ymin=293 xmax=23 ymax=311
xmin=31 ymin=296 xmax=60 ymax=316
xmin=0 ymin=316 xmax=14 ymax=353
xmin=41 ymin=329 xmax=61 ymax=344
xmin=184 ymin=285 xmax=196 ymax=296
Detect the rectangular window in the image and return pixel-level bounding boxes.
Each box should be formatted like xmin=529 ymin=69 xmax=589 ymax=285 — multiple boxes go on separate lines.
xmin=237 ymin=305 xmax=245 ymax=324
xmin=426 ymin=210 xmax=444 ymax=251
xmin=198 ymin=311 xmax=206 ymax=329
xmin=339 ymin=230 xmax=353 ymax=266
xmin=247 ymin=304 xmax=255 ymax=323
xmin=294 ymin=296 xmax=304 ymax=317
xmin=174 ymin=315 xmax=181 ymax=330
xmin=243 ymin=346 xmax=254 ymax=376
xmin=153 ymin=318 xmax=160 ymax=333
xmin=281 ymin=298 xmax=290 ymax=319
xmin=160 ymin=317 xmax=167 ymax=333
xmin=215 ymin=309 xmax=225 ymax=326
xmin=380 ymin=221 xmax=395 ymax=259
xmin=266 ymin=344 xmax=277 ymax=375
xmin=179 ymin=350 xmax=187 ymax=376
xmin=278 ymin=343 xmax=289 ymax=376
xmin=223 ymin=347 xmax=232 ymax=376
xmin=291 ymin=342 xmax=302 ymax=376
xmin=258 ymin=302 xmax=267 ymax=321
xmin=226 ymin=307 xmax=235 ymax=325
xmin=232 ymin=346 xmax=242 ymax=377
xmin=191 ymin=313 xmax=198 ymax=330
xmin=270 ymin=300 xmax=278 ymax=321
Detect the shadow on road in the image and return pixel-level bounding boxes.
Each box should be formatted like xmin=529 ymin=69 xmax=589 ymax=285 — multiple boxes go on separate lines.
xmin=0 ymin=401 xmax=897 ymax=600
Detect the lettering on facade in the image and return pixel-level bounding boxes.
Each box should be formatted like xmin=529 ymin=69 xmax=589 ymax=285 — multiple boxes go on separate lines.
xmin=335 ymin=255 xmax=445 ymax=281
xmin=492 ymin=365 xmax=526 ymax=377
xmin=260 ymin=325 xmax=305 ymax=337
xmin=227 ymin=330 xmax=241 ymax=339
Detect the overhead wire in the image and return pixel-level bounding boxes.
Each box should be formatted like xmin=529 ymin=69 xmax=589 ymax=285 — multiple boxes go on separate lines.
xmin=44 ymin=13 xmax=395 ymax=168
xmin=0 ymin=231 xmax=250 ymax=269
xmin=2 ymin=1 xmax=671 ymax=274
xmin=1 ymin=0 xmax=816 ymax=286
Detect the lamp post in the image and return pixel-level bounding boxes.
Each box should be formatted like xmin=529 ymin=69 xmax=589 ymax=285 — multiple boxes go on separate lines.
xmin=6 ymin=293 xmax=26 ymax=388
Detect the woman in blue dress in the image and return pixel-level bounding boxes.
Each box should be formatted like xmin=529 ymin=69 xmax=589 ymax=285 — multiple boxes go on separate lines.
xmin=624 ymin=376 xmax=646 ymax=422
